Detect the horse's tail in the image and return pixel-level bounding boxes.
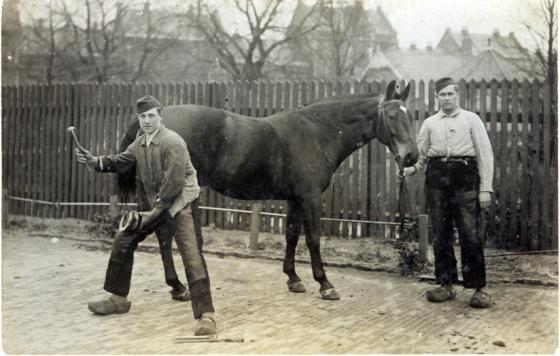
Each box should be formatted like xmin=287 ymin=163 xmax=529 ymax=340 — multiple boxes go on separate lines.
xmin=117 ymin=120 xmax=140 ymax=203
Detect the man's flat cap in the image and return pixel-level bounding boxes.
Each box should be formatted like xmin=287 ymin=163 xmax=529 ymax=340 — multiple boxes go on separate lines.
xmin=435 ymin=77 xmax=457 ymax=93
xmin=137 ymin=95 xmax=162 ymax=114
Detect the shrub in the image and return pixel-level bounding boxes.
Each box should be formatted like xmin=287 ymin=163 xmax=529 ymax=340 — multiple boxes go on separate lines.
xmin=87 ymin=213 xmax=119 ymax=237
xmin=395 ymin=241 xmax=428 ymax=276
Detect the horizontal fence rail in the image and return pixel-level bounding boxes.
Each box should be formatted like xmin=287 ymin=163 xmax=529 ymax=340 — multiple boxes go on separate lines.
xmin=2 ymin=79 xmax=557 ymax=251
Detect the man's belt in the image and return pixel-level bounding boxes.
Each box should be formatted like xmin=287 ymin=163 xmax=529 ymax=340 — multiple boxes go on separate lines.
xmin=429 ymin=156 xmax=476 ymax=163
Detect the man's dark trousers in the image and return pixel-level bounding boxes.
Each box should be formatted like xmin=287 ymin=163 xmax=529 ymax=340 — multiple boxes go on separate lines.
xmin=425 ymin=158 xmax=486 ymax=289
xmin=103 ymin=205 xmax=214 ymax=319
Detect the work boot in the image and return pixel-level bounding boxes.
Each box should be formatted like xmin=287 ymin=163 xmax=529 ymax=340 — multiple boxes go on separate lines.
xmin=426 ymin=284 xmax=456 ymax=302
xmin=194 ymin=313 xmax=217 ymax=336
xmin=171 ymin=288 xmax=190 ymax=302
xmin=469 ymin=288 xmax=492 ymax=308
xmin=88 ymin=295 xmax=131 ymax=315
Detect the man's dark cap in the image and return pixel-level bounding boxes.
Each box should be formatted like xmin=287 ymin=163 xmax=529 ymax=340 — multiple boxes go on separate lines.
xmin=137 ymin=95 xmax=162 ymax=114
xmin=435 ymin=77 xmax=457 ymax=93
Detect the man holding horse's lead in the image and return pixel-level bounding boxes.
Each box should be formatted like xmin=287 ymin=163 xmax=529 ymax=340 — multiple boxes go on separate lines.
xmin=400 ymin=77 xmax=494 ymax=308
xmin=75 ymin=95 xmax=218 ymax=335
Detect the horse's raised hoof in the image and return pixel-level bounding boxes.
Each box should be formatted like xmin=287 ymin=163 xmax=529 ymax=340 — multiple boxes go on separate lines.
xmin=171 ymin=288 xmax=191 ymax=302
xmin=320 ymin=288 xmax=340 ymax=300
xmin=287 ymin=281 xmax=306 ymax=293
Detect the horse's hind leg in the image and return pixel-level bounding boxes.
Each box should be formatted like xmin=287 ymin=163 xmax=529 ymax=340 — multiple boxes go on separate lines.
xmin=284 ymin=200 xmax=306 ymax=293
xmin=155 ymin=226 xmax=188 ymax=301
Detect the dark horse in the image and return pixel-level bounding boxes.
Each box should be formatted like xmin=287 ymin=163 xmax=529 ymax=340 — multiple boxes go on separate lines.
xmin=118 ymin=80 xmax=418 ymax=300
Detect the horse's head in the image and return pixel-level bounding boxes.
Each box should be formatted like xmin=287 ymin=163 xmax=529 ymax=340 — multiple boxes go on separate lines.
xmin=376 ymin=80 xmax=419 ymax=168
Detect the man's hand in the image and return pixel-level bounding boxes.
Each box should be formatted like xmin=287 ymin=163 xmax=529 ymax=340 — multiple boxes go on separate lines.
xmin=75 ymin=148 xmax=97 ymax=167
xmin=479 ymin=192 xmax=492 ymax=209
xmin=397 ymin=166 xmax=416 ymax=181
xmin=138 ymin=207 xmax=165 ymax=229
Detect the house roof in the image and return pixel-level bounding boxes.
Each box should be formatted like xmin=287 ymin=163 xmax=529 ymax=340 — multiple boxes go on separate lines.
xmin=357 ymin=47 xmax=464 ymax=81
xmin=383 ymin=48 xmax=463 ymax=81
xmin=286 ymin=0 xmax=316 ymax=37
xmin=358 ymin=44 xmax=542 ymax=82
xmin=365 ymin=6 xmax=397 ymax=38
xmin=442 ymin=28 xmax=530 ymax=59
xmin=286 ymin=1 xmax=396 ymax=43
xmin=452 ymin=48 xmax=542 ymax=81
xmin=356 ymin=49 xmax=401 ymax=79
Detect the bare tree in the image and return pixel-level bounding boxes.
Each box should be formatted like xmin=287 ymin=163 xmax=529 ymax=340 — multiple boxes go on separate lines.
xmin=20 ymin=0 xmax=75 ymax=83
xmin=59 ymin=0 xmax=130 ymax=82
xmin=520 ymin=0 xmax=557 ymax=168
xmin=53 ymin=0 xmax=181 ymax=82
xmin=520 ymin=0 xmax=557 ymax=108
xmin=183 ymin=0 xmax=324 ymax=81
xmin=124 ymin=3 xmax=186 ymax=81
xmin=298 ymin=0 xmax=371 ymax=80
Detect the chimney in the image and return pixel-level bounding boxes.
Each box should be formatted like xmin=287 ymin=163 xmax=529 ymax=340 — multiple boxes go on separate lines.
xmin=461 ymin=28 xmax=472 ymax=55
xmin=492 ymin=29 xmax=500 ymax=37
xmin=143 ymin=1 xmax=149 ymax=14
xmin=409 ymin=43 xmax=416 ymax=51
xmin=487 ymin=38 xmax=491 ymax=47
xmin=427 ymin=44 xmax=433 ymax=52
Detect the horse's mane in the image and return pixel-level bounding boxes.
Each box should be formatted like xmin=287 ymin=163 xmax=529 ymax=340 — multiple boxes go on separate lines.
xmin=291 ymin=93 xmax=382 ymax=127
xmin=301 ymin=93 xmax=381 ymax=108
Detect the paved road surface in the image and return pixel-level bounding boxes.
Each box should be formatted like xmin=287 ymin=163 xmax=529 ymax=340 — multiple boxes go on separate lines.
xmin=2 ymin=233 xmax=558 ymax=354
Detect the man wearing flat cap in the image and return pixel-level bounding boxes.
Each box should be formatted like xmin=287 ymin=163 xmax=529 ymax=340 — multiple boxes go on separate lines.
xmin=75 ymin=95 xmax=218 ymax=335
xmin=399 ymin=78 xmax=494 ymax=308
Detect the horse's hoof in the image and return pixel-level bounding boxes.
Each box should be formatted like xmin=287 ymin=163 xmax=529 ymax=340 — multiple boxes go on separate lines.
xmin=287 ymin=281 xmax=306 ymax=293
xmin=171 ymin=288 xmax=191 ymax=302
xmin=320 ymin=288 xmax=340 ymax=300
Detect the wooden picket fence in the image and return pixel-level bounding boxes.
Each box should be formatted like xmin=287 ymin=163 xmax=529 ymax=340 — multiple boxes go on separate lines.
xmin=2 ymin=79 xmax=557 ymax=251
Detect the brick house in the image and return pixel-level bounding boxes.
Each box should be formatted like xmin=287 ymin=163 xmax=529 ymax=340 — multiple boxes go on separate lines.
xmin=360 ymin=27 xmax=541 ymax=82
xmin=284 ymin=0 xmax=398 ymax=79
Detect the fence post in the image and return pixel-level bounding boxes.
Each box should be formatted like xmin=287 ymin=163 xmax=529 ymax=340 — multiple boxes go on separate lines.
xmin=2 ymin=190 xmax=9 ymax=228
xmin=109 ymin=195 xmax=119 ymax=219
xmin=249 ymin=203 xmax=262 ymax=251
xmin=418 ymin=214 xmax=429 ymax=262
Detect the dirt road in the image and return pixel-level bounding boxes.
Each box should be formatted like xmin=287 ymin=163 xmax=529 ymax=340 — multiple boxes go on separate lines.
xmin=2 ymin=229 xmax=557 ymax=354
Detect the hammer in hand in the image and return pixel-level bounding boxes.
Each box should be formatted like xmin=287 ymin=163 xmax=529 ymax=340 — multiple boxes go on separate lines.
xmin=67 ymin=126 xmax=92 ymax=171
xmin=67 ymin=126 xmax=87 ymax=152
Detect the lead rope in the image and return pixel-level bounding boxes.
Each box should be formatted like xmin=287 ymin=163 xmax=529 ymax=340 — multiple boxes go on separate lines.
xmin=378 ymin=97 xmax=408 ymax=234
xmin=398 ymin=165 xmax=407 ymax=234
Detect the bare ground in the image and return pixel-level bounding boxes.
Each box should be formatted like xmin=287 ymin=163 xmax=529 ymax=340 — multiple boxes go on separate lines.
xmin=5 ymin=215 xmax=559 ymax=287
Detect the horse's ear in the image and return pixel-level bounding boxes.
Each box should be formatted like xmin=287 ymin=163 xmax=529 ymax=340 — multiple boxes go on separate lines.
xmin=385 ymin=80 xmax=397 ymax=99
xmin=399 ymin=82 xmax=411 ymax=101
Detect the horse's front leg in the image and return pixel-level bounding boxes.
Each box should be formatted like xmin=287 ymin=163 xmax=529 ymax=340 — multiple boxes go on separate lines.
xmin=283 ymin=200 xmax=306 ymax=293
xmin=302 ymin=196 xmax=340 ymax=300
